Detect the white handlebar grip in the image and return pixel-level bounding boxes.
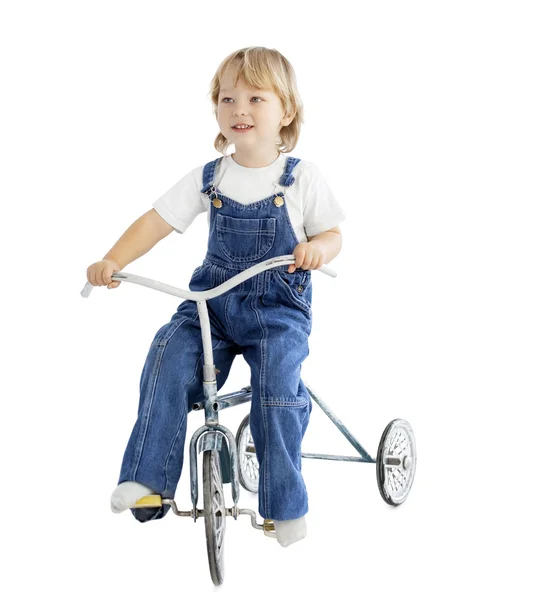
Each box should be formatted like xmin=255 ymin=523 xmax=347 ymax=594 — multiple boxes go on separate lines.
xmin=81 ymin=282 xmax=94 ymax=298
xmin=319 ymin=264 xmax=337 ymax=278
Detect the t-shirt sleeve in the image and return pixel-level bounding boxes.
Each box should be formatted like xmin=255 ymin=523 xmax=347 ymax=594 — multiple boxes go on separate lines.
xmin=152 ymin=166 xmax=206 ymax=234
xmin=302 ymin=162 xmax=346 ymax=238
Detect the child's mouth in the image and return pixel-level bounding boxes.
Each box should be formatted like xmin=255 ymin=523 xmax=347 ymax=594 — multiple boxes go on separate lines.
xmin=232 ymin=126 xmax=254 ymax=132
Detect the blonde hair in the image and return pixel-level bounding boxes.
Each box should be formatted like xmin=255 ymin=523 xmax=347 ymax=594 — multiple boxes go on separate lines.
xmin=208 ymin=47 xmax=304 ymax=155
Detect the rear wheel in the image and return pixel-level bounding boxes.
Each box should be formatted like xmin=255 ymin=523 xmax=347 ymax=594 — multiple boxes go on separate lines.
xmin=376 ymin=419 xmax=417 ymax=506
xmin=236 ymin=414 xmax=259 ymax=493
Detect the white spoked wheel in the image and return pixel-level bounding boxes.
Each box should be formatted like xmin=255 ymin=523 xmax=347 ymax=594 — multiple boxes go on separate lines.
xmin=236 ymin=414 xmax=259 ymax=493
xmin=203 ymin=450 xmax=226 ymax=586
xmin=376 ymin=418 xmax=417 ymax=506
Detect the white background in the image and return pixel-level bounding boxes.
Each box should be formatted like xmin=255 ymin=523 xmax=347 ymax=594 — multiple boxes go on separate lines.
xmin=2 ymin=0 xmax=551 ymax=597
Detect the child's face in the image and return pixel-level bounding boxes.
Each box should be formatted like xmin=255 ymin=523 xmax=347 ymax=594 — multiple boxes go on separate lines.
xmin=217 ymin=65 xmax=292 ymax=153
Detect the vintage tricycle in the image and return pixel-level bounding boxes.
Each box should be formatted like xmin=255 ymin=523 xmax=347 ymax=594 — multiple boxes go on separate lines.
xmin=81 ymin=254 xmax=417 ymax=586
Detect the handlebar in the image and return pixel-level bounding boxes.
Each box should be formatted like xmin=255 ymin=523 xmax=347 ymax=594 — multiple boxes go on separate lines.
xmin=81 ymin=254 xmax=337 ymax=301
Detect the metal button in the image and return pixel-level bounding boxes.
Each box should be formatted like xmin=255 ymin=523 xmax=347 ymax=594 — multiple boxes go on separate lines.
xmin=212 ymin=198 xmax=222 ymax=208
xmin=297 ymin=285 xmax=304 ymax=293
xmin=274 ymin=195 xmax=284 ymax=207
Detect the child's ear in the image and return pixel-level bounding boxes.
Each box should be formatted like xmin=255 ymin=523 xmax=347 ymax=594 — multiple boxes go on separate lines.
xmin=281 ymin=111 xmax=295 ymax=127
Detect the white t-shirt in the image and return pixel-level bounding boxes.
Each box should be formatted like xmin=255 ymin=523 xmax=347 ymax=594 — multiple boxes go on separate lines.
xmin=152 ymin=153 xmax=346 ymax=244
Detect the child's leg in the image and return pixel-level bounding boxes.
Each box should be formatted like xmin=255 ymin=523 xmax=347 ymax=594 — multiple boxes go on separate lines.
xmin=113 ymin=300 xmax=238 ymax=522
xmin=241 ymin=315 xmax=313 ymax=546
xmin=246 ymin=377 xmax=312 ymax=521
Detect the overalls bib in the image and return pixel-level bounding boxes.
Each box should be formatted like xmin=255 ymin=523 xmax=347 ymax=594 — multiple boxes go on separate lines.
xmin=119 ymin=155 xmax=313 ymax=523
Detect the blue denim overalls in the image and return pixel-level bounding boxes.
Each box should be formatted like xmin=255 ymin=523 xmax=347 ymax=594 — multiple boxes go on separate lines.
xmin=118 ymin=155 xmax=314 ymax=523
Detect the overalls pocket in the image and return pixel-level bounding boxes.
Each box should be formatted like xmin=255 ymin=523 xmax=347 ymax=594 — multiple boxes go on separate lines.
xmin=216 ymin=214 xmax=276 ymax=263
xmin=273 ymin=269 xmax=312 ymax=315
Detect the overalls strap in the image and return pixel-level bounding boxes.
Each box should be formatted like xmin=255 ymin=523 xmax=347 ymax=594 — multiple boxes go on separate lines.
xmin=200 ymin=156 xmax=302 ymax=194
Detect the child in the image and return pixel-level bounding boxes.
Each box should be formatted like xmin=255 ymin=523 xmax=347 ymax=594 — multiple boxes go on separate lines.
xmin=86 ymin=46 xmax=345 ymax=547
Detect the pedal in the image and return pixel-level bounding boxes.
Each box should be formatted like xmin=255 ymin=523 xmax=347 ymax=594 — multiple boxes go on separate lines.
xmin=133 ymin=494 xmax=163 ymax=508
xmin=263 ymin=519 xmax=277 ymax=538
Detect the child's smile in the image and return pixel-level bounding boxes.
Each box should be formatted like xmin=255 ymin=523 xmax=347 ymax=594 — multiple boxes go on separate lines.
xmin=231 ymin=124 xmax=254 ymax=132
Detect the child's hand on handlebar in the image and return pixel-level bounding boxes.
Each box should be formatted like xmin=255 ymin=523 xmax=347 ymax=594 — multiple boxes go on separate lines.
xmin=288 ymin=242 xmax=327 ymax=273
xmin=86 ymin=259 xmax=122 ymax=289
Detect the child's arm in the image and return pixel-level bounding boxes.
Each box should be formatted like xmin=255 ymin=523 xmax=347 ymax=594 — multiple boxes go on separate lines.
xmin=103 ymin=208 xmax=174 ymax=268
xmin=288 ymin=226 xmax=342 ymax=273
xmin=87 ymin=209 xmax=174 ymax=288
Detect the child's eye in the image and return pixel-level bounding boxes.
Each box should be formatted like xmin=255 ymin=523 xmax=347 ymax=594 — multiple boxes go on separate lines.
xmin=221 ymin=97 xmax=263 ymax=103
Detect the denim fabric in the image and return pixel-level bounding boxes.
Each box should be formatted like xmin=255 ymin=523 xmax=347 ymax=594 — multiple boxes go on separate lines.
xmin=118 ymin=155 xmax=314 ymax=522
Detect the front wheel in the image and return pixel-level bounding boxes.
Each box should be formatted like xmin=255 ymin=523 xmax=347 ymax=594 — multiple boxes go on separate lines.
xmin=203 ymin=450 xmax=226 ymax=586
xmin=376 ymin=418 xmax=417 ymax=506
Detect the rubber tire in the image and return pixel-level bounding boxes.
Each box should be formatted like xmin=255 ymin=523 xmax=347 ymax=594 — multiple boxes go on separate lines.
xmin=203 ymin=450 xmax=226 ymax=586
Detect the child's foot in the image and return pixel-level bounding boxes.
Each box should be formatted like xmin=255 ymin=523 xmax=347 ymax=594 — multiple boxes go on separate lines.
xmin=273 ymin=515 xmax=307 ymax=547
xmin=110 ymin=481 xmax=155 ymax=513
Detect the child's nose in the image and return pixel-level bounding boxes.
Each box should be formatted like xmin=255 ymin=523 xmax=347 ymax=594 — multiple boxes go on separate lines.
xmin=233 ymin=103 xmax=249 ymax=116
